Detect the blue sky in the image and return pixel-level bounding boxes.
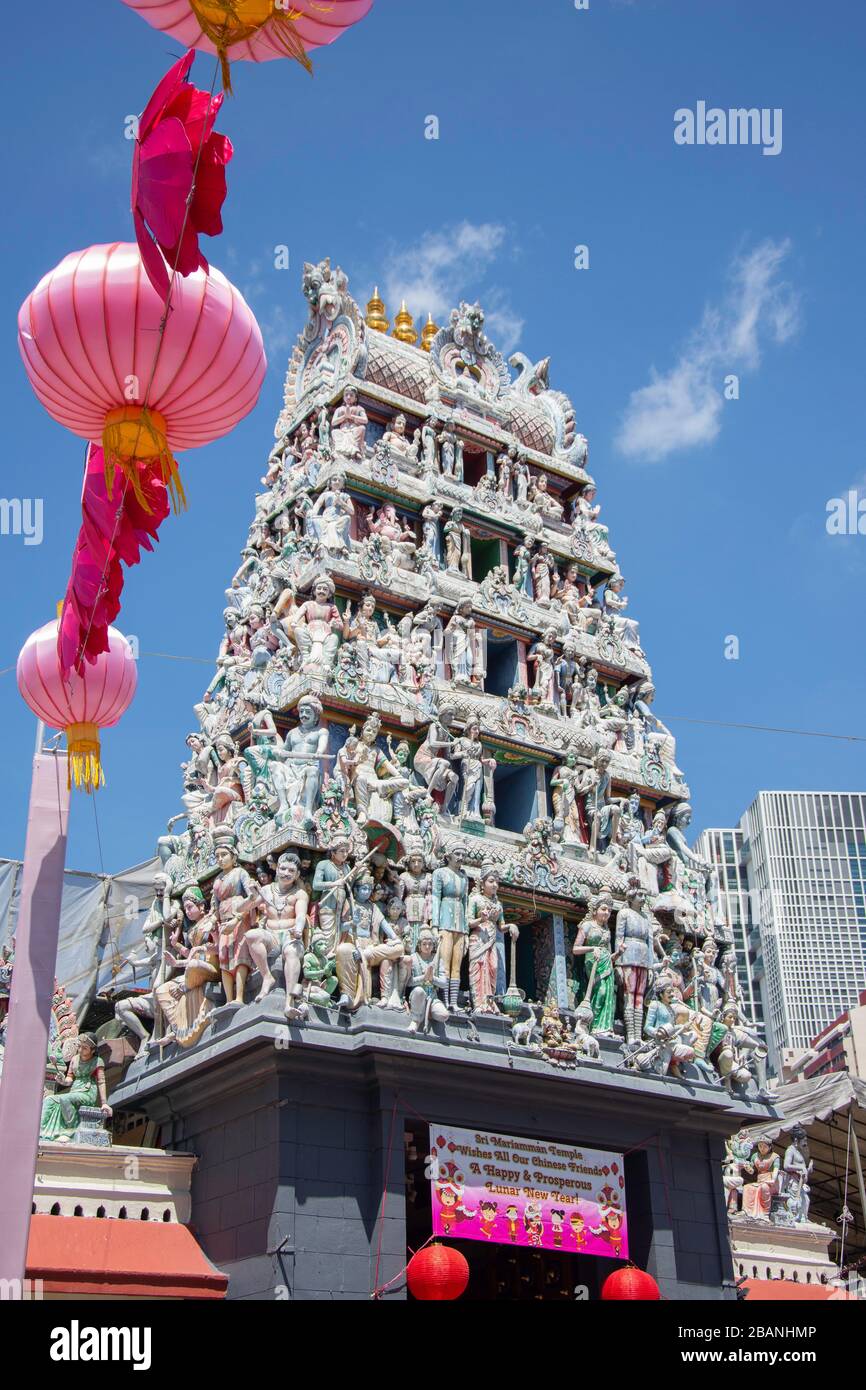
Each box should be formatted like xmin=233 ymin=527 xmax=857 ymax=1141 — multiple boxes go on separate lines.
xmin=1 ymin=0 xmax=864 ymax=872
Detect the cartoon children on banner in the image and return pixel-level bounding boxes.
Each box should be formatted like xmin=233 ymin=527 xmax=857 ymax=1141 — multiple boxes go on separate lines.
xmin=570 ymin=1210 xmax=588 ymax=1248
xmin=478 ymin=1200 xmax=498 ymax=1239
xmin=429 ymin=1126 xmax=629 ymax=1257
xmin=550 ymin=1210 xmax=566 ymax=1247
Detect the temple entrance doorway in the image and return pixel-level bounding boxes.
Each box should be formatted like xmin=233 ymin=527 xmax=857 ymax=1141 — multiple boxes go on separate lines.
xmin=404 ymin=1121 xmax=619 ymax=1301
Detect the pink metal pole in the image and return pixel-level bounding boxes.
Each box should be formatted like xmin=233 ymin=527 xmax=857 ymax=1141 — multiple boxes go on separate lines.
xmin=0 ymin=748 xmax=70 ymax=1293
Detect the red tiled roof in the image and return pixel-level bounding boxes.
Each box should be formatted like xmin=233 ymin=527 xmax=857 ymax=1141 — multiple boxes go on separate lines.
xmin=26 ymin=1215 xmax=228 ymax=1299
xmin=742 ymin=1279 xmax=854 ymax=1301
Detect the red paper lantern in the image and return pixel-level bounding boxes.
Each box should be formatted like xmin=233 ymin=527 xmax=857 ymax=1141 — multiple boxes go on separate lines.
xmin=601 ymin=1266 xmax=661 ymax=1301
xmin=407 ymin=1243 xmax=469 ymax=1301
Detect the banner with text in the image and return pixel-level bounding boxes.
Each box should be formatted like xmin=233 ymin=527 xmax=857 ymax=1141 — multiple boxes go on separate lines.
xmin=430 ymin=1125 xmax=628 ymax=1258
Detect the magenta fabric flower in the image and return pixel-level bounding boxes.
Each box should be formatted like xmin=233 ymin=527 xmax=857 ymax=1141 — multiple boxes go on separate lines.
xmin=59 ymin=443 xmax=171 ymax=676
xmin=132 ymin=50 xmax=233 ymax=298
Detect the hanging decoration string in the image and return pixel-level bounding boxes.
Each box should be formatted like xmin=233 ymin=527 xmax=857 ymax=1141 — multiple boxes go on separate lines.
xmin=65 ymin=57 xmax=222 ymax=680
xmin=102 ymin=405 xmax=187 ymax=516
xmin=188 ymin=1 xmax=316 ymax=91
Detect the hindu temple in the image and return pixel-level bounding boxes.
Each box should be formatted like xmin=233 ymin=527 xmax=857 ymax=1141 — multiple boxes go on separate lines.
xmin=82 ymin=259 xmax=778 ymax=1299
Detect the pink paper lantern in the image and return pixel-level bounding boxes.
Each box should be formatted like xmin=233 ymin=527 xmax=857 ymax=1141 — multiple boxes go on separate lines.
xmin=120 ymin=0 xmax=374 ymax=89
xmin=18 ymin=242 xmax=265 ymax=481
xmin=17 ymin=619 xmax=138 ymax=792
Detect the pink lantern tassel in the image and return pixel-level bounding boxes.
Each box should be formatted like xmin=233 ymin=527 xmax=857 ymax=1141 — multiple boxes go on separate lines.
xmin=59 ymin=443 xmax=169 ymax=677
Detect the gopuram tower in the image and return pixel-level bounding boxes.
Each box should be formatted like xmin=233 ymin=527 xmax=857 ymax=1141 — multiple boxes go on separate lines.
xmin=112 ymin=260 xmax=774 ymax=1301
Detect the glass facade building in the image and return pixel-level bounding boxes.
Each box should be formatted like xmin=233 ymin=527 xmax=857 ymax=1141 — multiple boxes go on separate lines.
xmin=698 ymin=792 xmax=866 ymax=1075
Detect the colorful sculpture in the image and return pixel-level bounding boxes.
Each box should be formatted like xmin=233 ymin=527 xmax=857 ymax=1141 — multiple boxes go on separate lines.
xmin=114 ymin=261 xmax=760 ymax=1100
xmin=432 ymin=847 xmax=469 ymax=1013
xmin=40 ymin=1034 xmax=111 ymax=1143
xmin=572 ymin=892 xmax=618 ymax=1036
xmin=741 ymin=1138 xmax=781 ymax=1220
xmin=614 ymin=883 xmax=658 ymax=1047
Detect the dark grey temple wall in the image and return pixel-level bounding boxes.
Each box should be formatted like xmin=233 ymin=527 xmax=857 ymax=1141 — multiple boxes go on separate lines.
xmin=113 ymin=1011 xmax=772 ymax=1301
xmin=182 ymin=1070 xmax=403 ymax=1301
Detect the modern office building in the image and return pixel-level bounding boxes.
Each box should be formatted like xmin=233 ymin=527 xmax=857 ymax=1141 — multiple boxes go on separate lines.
xmin=699 ymin=793 xmax=866 ymax=1077
xmin=799 ymin=988 xmax=866 ymax=1082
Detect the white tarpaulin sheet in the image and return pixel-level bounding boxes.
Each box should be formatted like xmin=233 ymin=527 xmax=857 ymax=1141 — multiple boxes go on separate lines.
xmin=0 ymin=857 xmax=159 ymax=1017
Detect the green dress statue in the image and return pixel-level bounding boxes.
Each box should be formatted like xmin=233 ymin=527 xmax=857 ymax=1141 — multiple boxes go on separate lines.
xmin=576 ymin=922 xmax=617 ymax=1034
xmin=39 ymin=1048 xmax=104 ymax=1142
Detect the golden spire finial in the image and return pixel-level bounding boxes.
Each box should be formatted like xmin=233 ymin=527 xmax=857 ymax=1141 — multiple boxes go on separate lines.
xmin=420 ymin=312 xmax=439 ymax=352
xmin=392 ymin=300 xmax=418 ymax=346
xmin=365 ymin=286 xmax=389 ymax=334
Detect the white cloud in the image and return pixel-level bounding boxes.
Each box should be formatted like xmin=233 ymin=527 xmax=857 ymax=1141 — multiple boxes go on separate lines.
xmin=616 ymin=238 xmax=800 ymax=462
xmin=257 ymin=305 xmax=293 ymax=356
xmin=379 ymin=222 xmax=524 ymax=354
xmin=238 ymin=258 xmax=296 ymax=358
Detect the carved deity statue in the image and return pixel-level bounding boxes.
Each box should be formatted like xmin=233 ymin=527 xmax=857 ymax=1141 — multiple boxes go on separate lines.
xmin=443 ymin=507 xmax=472 ymax=577
xmin=551 ymin=751 xmax=587 ymax=845
xmin=331 ymin=386 xmax=368 ymax=460
xmin=211 ymin=832 xmax=259 ymax=1005
xmin=279 ymin=697 xmax=331 ymax=829
xmin=40 ymin=1033 xmax=111 ymax=1142
xmin=413 ymin=707 xmax=460 ymax=815
xmin=444 ymin=598 xmax=478 ymax=686
xmin=614 ymin=884 xmax=658 ymax=1046
xmin=432 ymin=846 xmax=469 ymax=1012
xmin=530 ymin=543 xmax=558 ymax=604
xmin=334 ymin=873 xmax=404 ymax=1012
xmin=572 ymin=893 xmax=618 ymax=1035
xmin=338 ymin=713 xmax=410 ymax=824
xmin=382 ymin=412 xmax=415 ymax=458
xmin=290 ymin=575 xmax=342 ymax=675
xmin=741 ymin=1139 xmax=781 ymax=1220
xmin=583 ymin=748 xmax=621 ymax=856
xmin=452 ymin=720 xmax=496 ymax=824
xmin=408 ymin=929 xmax=449 ymax=1034
xmin=779 ymin=1125 xmax=812 ymax=1223
xmin=417 ymin=412 xmax=437 ymax=470
xmin=421 ymin=501 xmax=444 ymax=566
xmin=398 ymin=849 xmax=432 ymax=949
xmin=342 ymin=594 xmax=401 ymax=686
xmin=310 ymin=474 xmax=353 ymax=555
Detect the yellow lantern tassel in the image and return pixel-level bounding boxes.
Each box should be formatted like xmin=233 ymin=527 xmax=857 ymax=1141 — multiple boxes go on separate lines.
xmin=65 ymin=723 xmax=105 ymax=793
xmin=102 ymin=405 xmax=187 ymax=515
xmin=188 ymin=1 xmax=314 ymax=93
